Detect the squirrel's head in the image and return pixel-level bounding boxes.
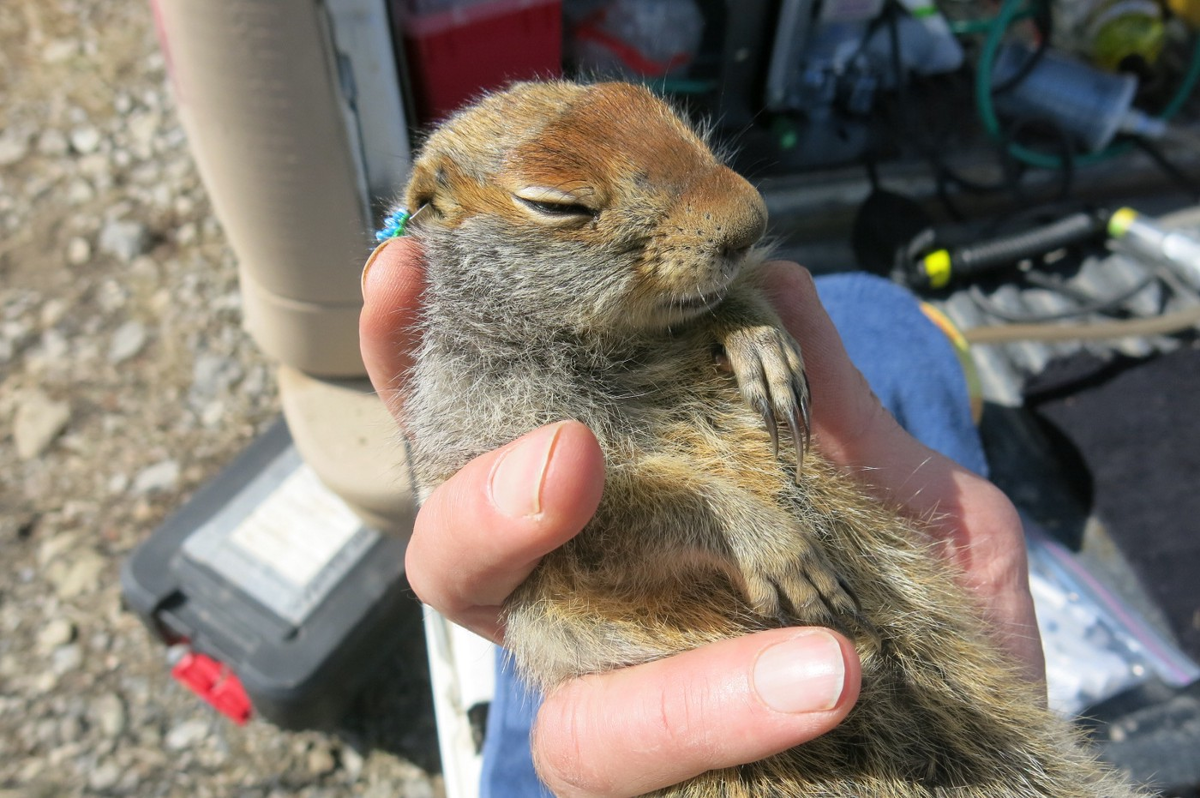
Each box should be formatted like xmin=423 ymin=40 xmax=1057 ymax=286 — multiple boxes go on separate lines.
xmin=403 ymin=81 xmax=767 ymax=337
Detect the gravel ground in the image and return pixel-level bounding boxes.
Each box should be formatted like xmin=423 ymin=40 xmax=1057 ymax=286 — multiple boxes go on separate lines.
xmin=1 ymin=2 xmax=442 ymax=795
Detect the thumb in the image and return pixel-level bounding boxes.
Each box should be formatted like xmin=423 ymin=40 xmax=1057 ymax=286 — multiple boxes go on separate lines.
xmin=532 ymin=628 xmax=861 ymax=798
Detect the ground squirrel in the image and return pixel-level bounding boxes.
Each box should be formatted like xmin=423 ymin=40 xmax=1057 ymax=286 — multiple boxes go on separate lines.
xmin=398 ymin=81 xmax=1143 ymax=797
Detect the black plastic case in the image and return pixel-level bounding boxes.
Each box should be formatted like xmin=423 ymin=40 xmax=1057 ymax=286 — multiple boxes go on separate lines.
xmin=121 ymin=419 xmax=413 ymax=729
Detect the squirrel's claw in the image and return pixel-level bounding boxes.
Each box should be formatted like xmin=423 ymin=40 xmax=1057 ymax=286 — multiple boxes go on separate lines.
xmin=787 ymin=373 xmax=812 ymax=484
xmin=721 ymin=324 xmax=811 ymax=479
xmin=755 ymin=397 xmax=781 ymax=459
xmin=785 ymin=416 xmax=806 ymax=484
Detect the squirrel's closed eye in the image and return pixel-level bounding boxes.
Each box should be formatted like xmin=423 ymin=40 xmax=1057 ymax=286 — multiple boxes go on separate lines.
xmin=512 ymin=187 xmax=596 ymax=221
xmin=517 ymin=197 xmax=593 ymax=217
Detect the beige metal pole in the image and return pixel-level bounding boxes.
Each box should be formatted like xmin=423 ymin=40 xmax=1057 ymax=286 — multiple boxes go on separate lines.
xmin=154 ymin=0 xmax=415 ymax=536
xmin=154 ymin=0 xmax=369 ymax=375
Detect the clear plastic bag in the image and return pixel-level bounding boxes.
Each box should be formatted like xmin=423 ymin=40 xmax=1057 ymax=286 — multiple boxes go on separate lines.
xmin=1026 ymin=518 xmax=1199 ymax=716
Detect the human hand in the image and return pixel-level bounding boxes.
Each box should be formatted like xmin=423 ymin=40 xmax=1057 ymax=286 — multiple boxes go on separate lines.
xmin=359 ymin=236 xmax=1042 ymax=797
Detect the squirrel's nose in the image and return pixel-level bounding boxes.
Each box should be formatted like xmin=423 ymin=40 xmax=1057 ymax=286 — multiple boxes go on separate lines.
xmin=714 ymin=168 xmax=767 ymax=259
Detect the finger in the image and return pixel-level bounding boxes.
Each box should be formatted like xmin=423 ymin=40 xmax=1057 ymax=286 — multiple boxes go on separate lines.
xmin=761 ymin=261 xmax=1014 ymax=532
xmin=359 ymin=236 xmax=425 ymax=413
xmin=533 ymin=628 xmax=861 ymax=798
xmin=762 ymin=262 xmax=1042 ymax=680
xmin=761 ymin=262 xmax=949 ymax=509
xmin=404 ymin=421 xmax=605 ymax=642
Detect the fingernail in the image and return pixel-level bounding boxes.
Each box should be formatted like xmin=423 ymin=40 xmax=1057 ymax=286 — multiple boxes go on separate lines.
xmin=753 ymin=630 xmax=846 ymax=713
xmin=489 ymin=423 xmax=565 ymax=518
xmin=361 ymin=239 xmax=392 ymax=300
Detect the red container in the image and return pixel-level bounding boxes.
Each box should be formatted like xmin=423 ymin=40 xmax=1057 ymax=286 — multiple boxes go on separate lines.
xmin=396 ymin=0 xmax=563 ymax=125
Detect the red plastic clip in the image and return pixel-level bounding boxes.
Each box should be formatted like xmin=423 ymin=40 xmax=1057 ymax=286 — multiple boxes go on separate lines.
xmin=170 ymin=651 xmax=253 ymax=725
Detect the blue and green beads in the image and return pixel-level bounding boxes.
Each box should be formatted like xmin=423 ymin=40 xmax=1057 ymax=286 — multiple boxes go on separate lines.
xmin=375 ymin=208 xmax=411 ymax=242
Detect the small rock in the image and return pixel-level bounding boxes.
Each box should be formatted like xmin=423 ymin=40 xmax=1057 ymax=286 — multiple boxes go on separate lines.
xmin=340 ymin=746 xmax=364 ymax=780
xmin=307 ymin=744 xmax=337 ymax=776
xmin=107 ymin=473 xmax=130 ymax=494
xmin=0 ymin=132 xmax=29 ymax=166
xmin=60 ymin=713 xmax=87 ymax=745
xmin=43 ymin=40 xmax=79 ymax=63
xmin=78 ymin=153 xmax=110 ymax=183
xmin=38 ymin=328 xmax=70 ymax=361
xmin=176 ymin=221 xmax=198 ymax=246
xmin=12 ymin=392 xmax=71 ymax=460
xmin=38 ymin=533 xmax=77 ymax=568
xmin=129 ymin=255 xmax=160 ymax=285
xmin=88 ymin=761 xmax=122 ymax=792
xmin=132 ymin=499 xmax=155 ymax=523
xmin=128 ymin=110 xmax=160 ymax=149
xmin=66 ymin=236 xmax=91 ymax=266
xmin=2 ymin=318 xmax=32 ymax=343
xmin=52 ymin=644 xmax=83 ymax=675
xmin=66 ymin=178 xmax=95 ymax=205
xmin=0 ymin=318 xmax=31 ymax=364
xmin=90 ymin=693 xmax=127 ymax=738
xmin=95 ymin=278 xmax=129 ymax=313
xmin=200 ymin=400 xmax=225 ymax=428
xmin=69 ymin=126 xmax=102 ymax=155
xmin=99 ymin=219 xmax=149 ymax=262
xmin=25 ymin=173 xmax=56 ymax=202
xmin=46 ymin=741 xmax=85 ymax=767
xmin=31 ymin=672 xmax=57 ymax=695
xmin=165 ymin=718 xmax=210 ymax=751
xmin=47 ymin=548 xmax=106 ymax=599
xmin=108 ymin=320 xmax=147 ymax=364
xmin=40 ymin=298 xmax=68 ymax=328
xmin=36 ymin=619 xmax=76 ymax=652
xmin=133 ymin=459 xmax=180 ymax=495
xmin=191 ymin=354 xmax=243 ymax=404
xmin=15 ymin=757 xmax=47 ymax=785
xmin=241 ymin=364 xmax=269 ymax=398
xmin=37 ymin=129 xmax=69 ymax=157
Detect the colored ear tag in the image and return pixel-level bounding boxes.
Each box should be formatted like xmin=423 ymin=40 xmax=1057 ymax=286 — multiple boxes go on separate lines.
xmin=375 ymin=208 xmax=411 ymax=242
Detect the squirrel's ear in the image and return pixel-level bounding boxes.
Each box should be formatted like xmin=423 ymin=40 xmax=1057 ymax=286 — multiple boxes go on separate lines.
xmin=404 ymin=159 xmax=461 ymax=228
xmin=404 ymin=160 xmax=440 ymax=215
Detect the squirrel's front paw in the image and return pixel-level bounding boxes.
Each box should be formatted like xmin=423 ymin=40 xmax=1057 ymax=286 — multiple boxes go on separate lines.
xmin=720 ymin=325 xmax=811 ymax=478
xmin=742 ymin=552 xmax=860 ymax=627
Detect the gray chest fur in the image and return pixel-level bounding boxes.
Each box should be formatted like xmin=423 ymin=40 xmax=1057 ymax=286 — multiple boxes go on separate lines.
xmin=404 ymin=317 xmax=716 ymax=485
xmin=402 ymin=225 xmax=727 ymax=486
